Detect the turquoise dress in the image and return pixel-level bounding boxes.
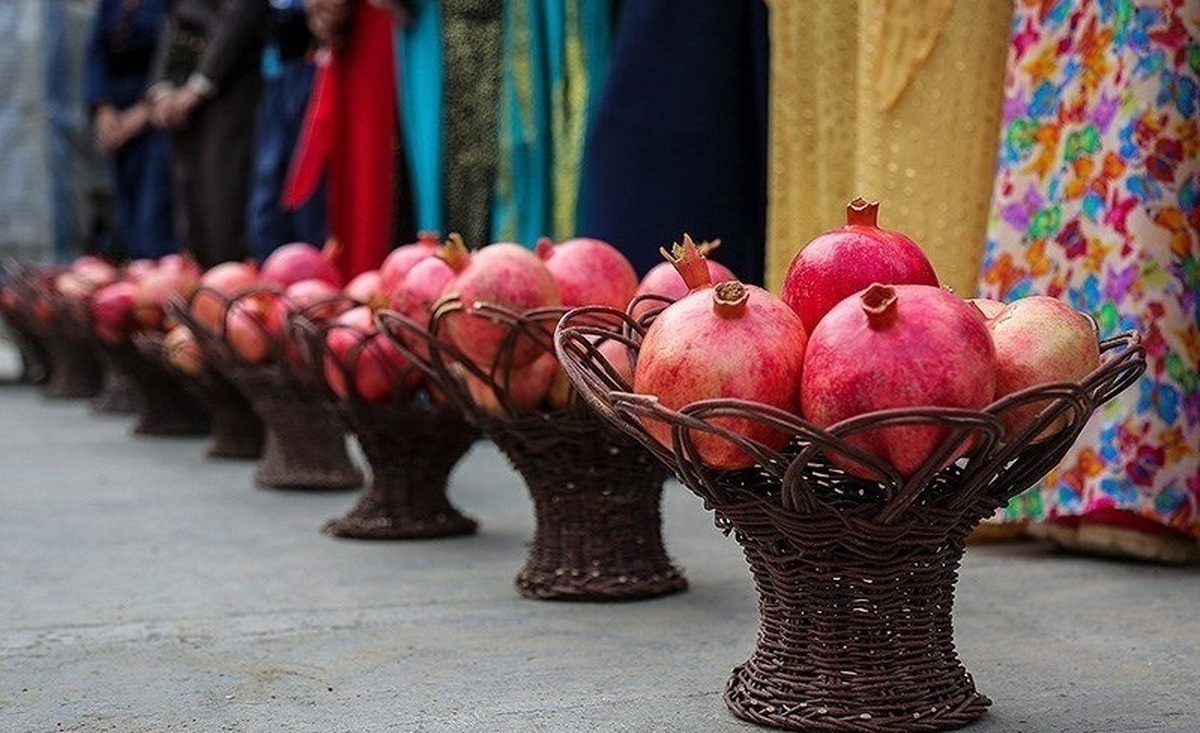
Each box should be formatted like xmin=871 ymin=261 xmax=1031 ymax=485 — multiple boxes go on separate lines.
xmin=397 ymin=0 xmax=443 ymax=236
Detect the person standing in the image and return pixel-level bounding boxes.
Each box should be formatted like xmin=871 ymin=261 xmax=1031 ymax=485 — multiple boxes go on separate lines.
xmin=147 ymin=0 xmax=270 ymax=267
xmin=246 ymin=0 xmax=325 ymax=260
xmin=86 ymin=0 xmax=177 ymax=261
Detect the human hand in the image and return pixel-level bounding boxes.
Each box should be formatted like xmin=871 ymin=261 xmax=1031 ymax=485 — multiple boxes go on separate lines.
xmin=112 ymin=103 xmax=151 ymax=148
xmin=159 ymin=87 xmax=204 ymax=130
xmin=149 ymin=90 xmax=175 ymax=129
xmin=94 ymin=105 xmax=122 ymax=152
xmin=306 ymin=0 xmax=352 ymax=48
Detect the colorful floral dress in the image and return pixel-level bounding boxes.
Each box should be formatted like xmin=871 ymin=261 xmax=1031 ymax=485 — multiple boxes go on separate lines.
xmin=980 ymin=0 xmax=1199 ymax=538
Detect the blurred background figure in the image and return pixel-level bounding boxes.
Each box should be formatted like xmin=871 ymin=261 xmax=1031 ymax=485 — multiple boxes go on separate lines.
xmin=86 ymin=0 xmax=176 ymax=261
xmin=148 ymin=0 xmax=270 ymax=267
xmin=247 ymin=0 xmax=326 ymax=261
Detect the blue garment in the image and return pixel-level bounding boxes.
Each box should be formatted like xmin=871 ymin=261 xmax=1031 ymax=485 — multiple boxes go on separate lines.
xmin=398 ymin=0 xmax=444 ymax=234
xmin=247 ymin=4 xmax=325 ymax=259
xmin=578 ymin=1 xmax=767 ymax=282
xmin=85 ymin=0 xmax=176 ymax=259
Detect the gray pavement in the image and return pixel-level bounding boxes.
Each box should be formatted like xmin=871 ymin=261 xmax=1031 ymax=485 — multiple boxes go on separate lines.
xmin=1 ymin=385 xmax=1197 ymax=733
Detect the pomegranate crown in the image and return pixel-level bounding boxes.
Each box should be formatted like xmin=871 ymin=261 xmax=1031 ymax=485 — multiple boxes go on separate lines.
xmin=435 ymin=232 xmax=472 ymax=272
xmin=846 ymin=197 xmax=881 ymax=228
xmin=534 ymin=236 xmax=556 ymax=261
xmin=860 ymin=283 xmax=899 ymax=329
xmin=712 ymin=280 xmax=748 ymax=319
xmin=660 ymin=234 xmax=715 ymax=292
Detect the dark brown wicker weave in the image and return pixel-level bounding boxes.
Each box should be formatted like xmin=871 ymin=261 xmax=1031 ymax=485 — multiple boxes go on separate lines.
xmin=377 ymin=304 xmax=687 ymax=601
xmin=0 ymin=286 xmax=50 ymax=385
xmin=91 ymin=353 xmax=138 ymax=414
xmin=99 ymin=340 xmax=210 ymax=436
xmin=133 ymin=333 xmax=264 ymax=459
xmin=297 ymin=317 xmax=480 ymax=539
xmin=168 ymin=292 xmax=361 ymax=490
xmin=555 ymin=305 xmax=1145 ymax=732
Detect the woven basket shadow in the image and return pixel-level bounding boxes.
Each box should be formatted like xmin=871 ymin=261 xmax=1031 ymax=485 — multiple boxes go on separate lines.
xmin=377 ymin=301 xmax=687 ymax=602
xmin=556 ymin=305 xmax=1145 ymax=732
xmin=134 ymin=332 xmax=263 ymax=459
xmin=291 ymin=316 xmax=479 ymax=539
xmin=168 ymin=290 xmax=360 ymax=491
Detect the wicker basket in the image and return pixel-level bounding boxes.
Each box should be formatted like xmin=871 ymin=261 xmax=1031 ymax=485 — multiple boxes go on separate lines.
xmin=0 ymin=284 xmax=50 ymax=385
xmin=555 ymin=305 xmax=1145 ymax=731
xmin=99 ymin=340 xmax=210 ymax=436
xmin=377 ymin=304 xmax=687 ymax=601
xmin=295 ymin=317 xmax=479 ymax=539
xmin=134 ymin=333 xmax=263 ymax=459
xmin=33 ymin=296 xmax=104 ymax=399
xmin=169 ymin=291 xmax=361 ymax=490
xmin=91 ymin=351 xmax=139 ymax=414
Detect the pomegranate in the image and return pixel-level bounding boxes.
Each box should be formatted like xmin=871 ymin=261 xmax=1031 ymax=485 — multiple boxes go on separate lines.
xmin=260 ymin=239 xmax=342 ymax=288
xmin=536 ymin=237 xmax=638 ymax=310
xmin=548 ymin=337 xmax=633 ymax=410
xmin=459 ymin=351 xmax=557 ymax=415
xmin=91 ymin=281 xmax=139 ymax=343
xmin=69 ymin=256 xmax=119 ymax=290
xmin=801 ymin=283 xmax=996 ymax=479
xmin=632 ymin=235 xmax=735 ymax=320
xmin=225 ymin=294 xmax=284 ymax=364
xmin=284 ymin=278 xmax=345 ymax=322
xmin=344 ymin=270 xmax=385 ymax=309
xmin=192 ymin=261 xmax=259 ymax=332
xmin=988 ymin=296 xmax=1100 ymax=439
xmin=134 ymin=266 xmax=200 ymax=331
xmin=781 ymin=198 xmax=939 ymax=334
xmin=634 ymin=279 xmax=809 ymax=469
xmin=323 ymin=306 xmax=416 ymax=402
xmin=125 ymin=259 xmax=157 ymax=281
xmin=380 ymin=231 xmax=440 ymax=295
xmin=54 ymin=272 xmax=96 ymax=301
xmin=156 ymin=253 xmax=201 ymax=277
xmin=440 ymin=240 xmax=561 ymax=369
xmin=388 ymin=236 xmax=471 ymax=357
xmin=165 ymin=325 xmax=205 ymax=376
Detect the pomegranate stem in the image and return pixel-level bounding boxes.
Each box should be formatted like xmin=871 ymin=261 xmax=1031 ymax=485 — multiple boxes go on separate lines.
xmin=846 ymin=197 xmax=881 ymax=228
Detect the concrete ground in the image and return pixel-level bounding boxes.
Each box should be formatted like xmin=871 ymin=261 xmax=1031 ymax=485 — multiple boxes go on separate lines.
xmin=1 ymin=385 xmax=1197 ymax=733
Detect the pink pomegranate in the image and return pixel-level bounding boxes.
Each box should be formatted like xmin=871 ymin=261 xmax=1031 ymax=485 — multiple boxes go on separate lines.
xmin=125 ymin=259 xmax=157 ymax=281
xmin=69 ymin=256 xmax=119 ymax=290
xmin=225 ymin=294 xmax=283 ymax=364
xmin=165 ymin=325 xmax=205 ymax=376
xmin=157 ymin=253 xmax=202 ymax=277
xmin=969 ymin=297 xmax=1007 ymax=321
xmin=536 ymin=237 xmax=638 ymax=310
xmin=323 ymin=306 xmax=416 ymax=403
xmin=633 ymin=235 xmax=735 ymax=320
xmin=548 ymin=337 xmax=633 ymax=410
xmin=989 ymin=296 xmax=1100 ymax=439
xmin=388 ymin=237 xmax=471 ymax=361
xmin=380 ymin=231 xmax=441 ymax=295
xmin=91 ymin=281 xmax=139 ymax=343
xmin=192 ymin=261 xmax=259 ymax=332
xmin=801 ymin=283 xmax=996 ymax=479
xmin=441 ymin=240 xmax=561 ymax=369
xmin=634 ymin=279 xmax=809 ymax=469
xmin=260 ymin=240 xmax=342 ymax=288
xmin=781 ymin=198 xmax=939 ymax=334
xmin=344 ymin=270 xmax=385 ymax=309
xmin=134 ymin=266 xmax=200 ymax=331
xmin=459 ymin=351 xmax=557 ymax=415
xmin=284 ymin=278 xmax=346 ymax=322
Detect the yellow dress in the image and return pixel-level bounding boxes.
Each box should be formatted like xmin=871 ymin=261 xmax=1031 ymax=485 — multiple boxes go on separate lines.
xmin=763 ymin=0 xmax=1012 ymax=296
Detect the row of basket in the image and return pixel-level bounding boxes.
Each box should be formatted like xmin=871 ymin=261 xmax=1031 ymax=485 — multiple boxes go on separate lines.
xmin=0 ymin=260 xmax=1145 ymax=732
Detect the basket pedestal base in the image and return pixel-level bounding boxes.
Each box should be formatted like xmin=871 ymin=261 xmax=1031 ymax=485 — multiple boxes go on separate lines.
xmin=198 ymin=377 xmax=264 ymax=459
xmin=250 ymin=396 xmax=361 ymax=491
xmin=722 ymin=527 xmax=989 ymax=732
xmin=39 ymin=331 xmax=102 ymax=398
xmin=485 ymin=417 xmax=687 ymax=602
xmin=91 ymin=359 xmax=138 ymax=414
xmin=325 ymin=402 xmax=478 ymax=539
xmin=107 ymin=344 xmax=210 ymax=436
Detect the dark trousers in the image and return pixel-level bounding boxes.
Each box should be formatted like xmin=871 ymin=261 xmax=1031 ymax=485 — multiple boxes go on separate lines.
xmin=113 ymin=129 xmax=176 ymax=259
xmin=247 ymin=56 xmax=326 ymax=261
xmin=171 ymin=72 xmax=261 ymax=267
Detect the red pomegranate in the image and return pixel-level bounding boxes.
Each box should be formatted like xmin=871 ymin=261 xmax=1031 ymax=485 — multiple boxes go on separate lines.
xmin=125 ymin=259 xmax=157 ymax=281
xmin=801 ymin=283 xmax=996 ymax=479
xmin=989 ymin=296 xmax=1100 ymax=439
xmin=781 ymin=198 xmax=939 ymax=334
xmin=380 ymin=231 xmax=441 ymax=295
xmin=192 ymin=261 xmax=259 ymax=332
xmin=91 ymin=281 xmax=139 ymax=344
xmin=548 ymin=337 xmax=633 ymax=410
xmin=260 ymin=240 xmax=342 ymax=288
xmin=632 ymin=235 xmax=735 ymax=320
xmin=440 ymin=240 xmax=561 ymax=369
xmin=69 ymin=256 xmax=119 ymax=290
xmin=284 ymin=278 xmax=345 ymax=323
xmin=459 ymin=351 xmax=557 ymax=415
xmin=225 ymin=294 xmax=283 ymax=364
xmin=536 ymin=237 xmax=638 ymax=310
xmin=165 ymin=325 xmax=204 ymax=376
xmin=323 ymin=306 xmax=416 ymax=403
xmin=634 ymin=279 xmax=809 ymax=469
xmin=134 ymin=266 xmax=200 ymax=331
xmin=344 ymin=270 xmax=385 ymax=309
